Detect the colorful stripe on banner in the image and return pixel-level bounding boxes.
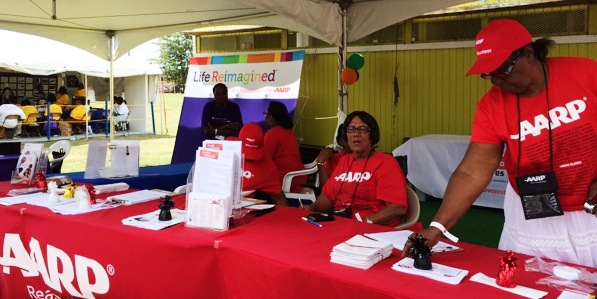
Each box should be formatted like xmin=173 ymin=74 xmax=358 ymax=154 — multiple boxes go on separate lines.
xmin=190 ymin=51 xmax=304 ymax=65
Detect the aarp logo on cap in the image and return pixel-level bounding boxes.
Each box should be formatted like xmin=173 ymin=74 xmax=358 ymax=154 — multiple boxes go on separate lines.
xmin=477 ymin=49 xmax=492 ymax=56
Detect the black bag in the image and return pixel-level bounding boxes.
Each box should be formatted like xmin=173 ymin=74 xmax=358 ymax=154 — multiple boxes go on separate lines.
xmin=515 ymin=172 xmax=563 ymax=220
xmin=49 ymin=149 xmax=66 ymax=173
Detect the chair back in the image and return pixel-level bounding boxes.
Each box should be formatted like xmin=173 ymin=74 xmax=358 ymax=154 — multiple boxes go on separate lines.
xmin=173 ymin=183 xmax=191 ymax=194
xmin=22 ymin=113 xmax=43 ymax=137
xmin=282 ymin=161 xmax=319 ymax=206
xmin=395 ymin=187 xmax=421 ymax=230
xmin=2 ymin=114 xmax=20 ymax=124
xmin=25 ymin=112 xmax=42 ymax=125
xmin=48 ymin=140 xmax=71 ymax=163
xmin=48 ymin=140 xmax=71 ymax=173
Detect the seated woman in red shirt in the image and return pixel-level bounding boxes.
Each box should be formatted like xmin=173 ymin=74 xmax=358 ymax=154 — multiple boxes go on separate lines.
xmin=263 ymin=101 xmax=306 ymax=193
xmin=306 ymin=111 xmax=408 ymax=227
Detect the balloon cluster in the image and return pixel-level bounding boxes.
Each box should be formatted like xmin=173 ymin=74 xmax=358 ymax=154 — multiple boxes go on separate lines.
xmin=341 ymin=53 xmax=365 ymax=85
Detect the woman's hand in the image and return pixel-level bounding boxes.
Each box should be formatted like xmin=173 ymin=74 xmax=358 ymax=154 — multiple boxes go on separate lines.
xmin=401 ymin=227 xmax=442 ymax=258
xmin=316 ymin=147 xmax=334 ymax=164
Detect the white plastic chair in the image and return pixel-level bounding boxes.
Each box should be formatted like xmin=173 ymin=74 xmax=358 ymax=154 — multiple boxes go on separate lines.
xmin=173 ymin=183 xmax=191 ymax=194
xmin=241 ymin=190 xmax=255 ymax=197
xmin=115 ymin=114 xmax=130 ymax=132
xmin=47 ymin=140 xmax=71 ymax=173
xmin=1 ymin=115 xmax=21 ymax=138
xmin=395 ymin=187 xmax=421 ymax=230
xmin=282 ymin=160 xmax=319 ymax=206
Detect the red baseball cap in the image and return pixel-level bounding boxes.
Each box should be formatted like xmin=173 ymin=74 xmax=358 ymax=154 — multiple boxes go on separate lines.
xmin=238 ymin=123 xmax=264 ymax=161
xmin=467 ymin=19 xmax=532 ymax=76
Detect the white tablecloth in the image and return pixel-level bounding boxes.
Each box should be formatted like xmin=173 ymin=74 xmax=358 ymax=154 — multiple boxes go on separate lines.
xmin=392 ymin=134 xmax=507 ymax=209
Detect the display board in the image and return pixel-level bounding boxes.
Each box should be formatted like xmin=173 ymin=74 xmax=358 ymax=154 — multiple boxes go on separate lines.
xmin=0 ymin=73 xmax=56 ymax=101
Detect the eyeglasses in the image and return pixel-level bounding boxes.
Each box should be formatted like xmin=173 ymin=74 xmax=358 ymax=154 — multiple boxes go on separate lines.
xmin=346 ymin=126 xmax=370 ymax=134
xmin=480 ymin=49 xmax=522 ymax=80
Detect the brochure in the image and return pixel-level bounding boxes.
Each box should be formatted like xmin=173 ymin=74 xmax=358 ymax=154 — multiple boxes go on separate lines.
xmin=122 ymin=209 xmax=186 ymax=230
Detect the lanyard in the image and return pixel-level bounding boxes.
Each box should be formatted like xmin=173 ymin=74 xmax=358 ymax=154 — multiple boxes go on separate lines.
xmin=516 ymin=61 xmax=554 ymax=175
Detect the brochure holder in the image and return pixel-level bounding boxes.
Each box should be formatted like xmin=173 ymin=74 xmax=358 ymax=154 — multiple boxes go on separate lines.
xmin=11 ymin=143 xmax=45 ymax=185
xmin=84 ymin=140 xmax=140 ymax=179
xmin=184 ymin=144 xmax=243 ymax=232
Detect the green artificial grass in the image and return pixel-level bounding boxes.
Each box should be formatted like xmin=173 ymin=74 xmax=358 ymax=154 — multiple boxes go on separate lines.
xmin=418 ymin=197 xmax=505 ymax=248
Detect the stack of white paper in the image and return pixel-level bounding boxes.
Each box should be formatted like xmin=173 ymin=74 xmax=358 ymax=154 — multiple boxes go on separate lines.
xmin=0 ymin=191 xmax=45 ymax=205
xmin=122 ymin=209 xmax=186 ymax=230
xmin=330 ymin=235 xmax=393 ymax=269
xmin=49 ymin=202 xmax=114 ymax=215
xmin=392 ymin=257 xmax=469 ymax=285
xmin=186 ymin=147 xmax=239 ymax=231
xmin=186 ymin=192 xmax=230 ymax=231
xmin=93 ymin=182 xmax=130 ymax=194
xmin=107 ymin=189 xmax=166 ymax=205
xmin=202 ymin=140 xmax=243 ymax=210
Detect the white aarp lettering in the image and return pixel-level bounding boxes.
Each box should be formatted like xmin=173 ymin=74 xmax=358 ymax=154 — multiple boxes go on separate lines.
xmin=510 ymin=98 xmax=587 ymax=141
xmin=1 ymin=234 xmax=110 ymax=298
xmin=75 ymin=255 xmax=110 ymax=298
xmin=334 ymin=172 xmax=372 ymax=183
xmin=525 ymin=175 xmax=546 ymax=182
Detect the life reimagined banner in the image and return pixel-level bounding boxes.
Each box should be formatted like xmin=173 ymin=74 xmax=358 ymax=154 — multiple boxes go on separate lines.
xmin=171 ymin=50 xmax=305 ymax=163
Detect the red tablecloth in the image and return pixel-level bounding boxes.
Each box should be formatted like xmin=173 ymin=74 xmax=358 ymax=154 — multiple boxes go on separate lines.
xmin=0 ymin=181 xmax=590 ymax=298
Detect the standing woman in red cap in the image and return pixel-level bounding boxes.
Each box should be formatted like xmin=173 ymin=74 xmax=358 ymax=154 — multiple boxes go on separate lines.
xmin=404 ymin=19 xmax=597 ymax=267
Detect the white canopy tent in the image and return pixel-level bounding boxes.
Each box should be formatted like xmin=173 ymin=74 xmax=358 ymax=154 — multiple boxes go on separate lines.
xmin=0 ymin=0 xmax=472 ymax=116
xmin=0 ymin=30 xmax=161 ymax=138
xmin=0 ymin=31 xmax=161 ymax=78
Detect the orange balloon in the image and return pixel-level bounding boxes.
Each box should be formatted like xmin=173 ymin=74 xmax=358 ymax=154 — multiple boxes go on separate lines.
xmin=341 ymin=68 xmax=359 ymax=85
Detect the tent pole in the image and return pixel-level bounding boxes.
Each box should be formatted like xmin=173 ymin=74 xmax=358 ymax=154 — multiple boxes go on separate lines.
xmin=106 ymin=31 xmax=115 ymax=142
xmin=84 ymin=74 xmax=89 ymax=140
xmin=338 ymin=5 xmax=348 ymax=115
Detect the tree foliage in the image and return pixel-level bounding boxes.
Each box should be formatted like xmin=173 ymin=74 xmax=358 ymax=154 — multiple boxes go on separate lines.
xmin=155 ymin=32 xmax=192 ymax=91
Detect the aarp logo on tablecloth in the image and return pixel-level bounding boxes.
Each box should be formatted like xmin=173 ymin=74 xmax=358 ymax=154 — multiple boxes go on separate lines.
xmin=0 ymin=233 xmax=111 ymax=299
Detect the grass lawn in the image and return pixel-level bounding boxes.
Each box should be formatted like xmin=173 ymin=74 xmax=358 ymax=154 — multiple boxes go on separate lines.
xmin=55 ymin=93 xmax=184 ymax=173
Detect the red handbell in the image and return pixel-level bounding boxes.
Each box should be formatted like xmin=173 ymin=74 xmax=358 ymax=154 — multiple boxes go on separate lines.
xmin=496 ymin=250 xmax=517 ymax=288
xmin=87 ymin=185 xmax=97 ymax=204
xmin=36 ymin=171 xmax=47 ymax=189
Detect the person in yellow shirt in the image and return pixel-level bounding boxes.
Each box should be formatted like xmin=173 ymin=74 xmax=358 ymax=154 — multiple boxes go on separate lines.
xmin=43 ymin=95 xmax=63 ymax=118
xmin=19 ymin=99 xmax=38 ymax=124
xmin=55 ymin=86 xmax=70 ymax=106
xmin=67 ymin=97 xmax=90 ymax=121
xmin=74 ymin=83 xmax=86 ymax=97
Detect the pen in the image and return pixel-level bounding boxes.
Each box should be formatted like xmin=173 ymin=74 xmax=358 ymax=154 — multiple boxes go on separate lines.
xmin=355 ymin=212 xmax=363 ymax=222
xmin=301 ymin=217 xmax=323 ymax=228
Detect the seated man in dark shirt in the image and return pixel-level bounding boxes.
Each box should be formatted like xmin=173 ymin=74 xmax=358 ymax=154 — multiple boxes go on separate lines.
xmin=202 ymin=83 xmax=243 ymax=139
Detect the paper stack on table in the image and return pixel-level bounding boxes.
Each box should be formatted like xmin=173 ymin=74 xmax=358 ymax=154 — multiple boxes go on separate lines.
xmin=49 ymin=201 xmax=114 ymax=215
xmin=330 ymin=235 xmax=393 ymax=269
xmin=392 ymin=257 xmax=469 ymax=285
xmin=0 ymin=191 xmax=45 ymax=205
xmin=93 ymin=182 xmax=130 ymax=194
xmin=107 ymin=189 xmax=166 ymax=205
xmin=470 ymin=273 xmax=548 ymax=298
xmin=122 ymin=209 xmax=186 ymax=230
